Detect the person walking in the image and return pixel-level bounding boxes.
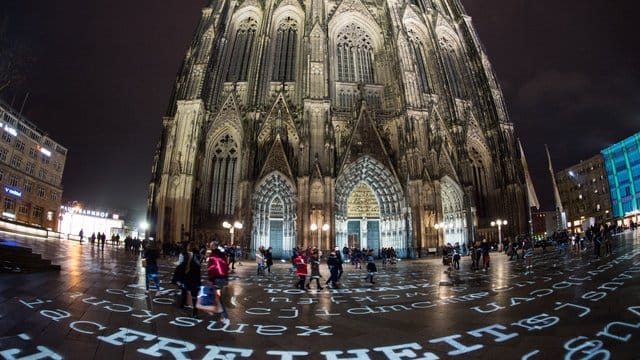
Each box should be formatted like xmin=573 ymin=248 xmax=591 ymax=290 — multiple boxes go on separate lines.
xmin=265 ymin=247 xmax=274 ymax=274
xmin=325 ymin=250 xmax=339 ymax=288
xmin=207 ymin=243 xmax=230 ymax=325
xmin=364 ymin=250 xmax=377 ymax=284
xmin=143 ymin=242 xmax=161 ymax=296
xmin=308 ymin=249 xmax=323 ymax=290
xmin=523 ymin=236 xmax=534 ymax=275
xmin=480 ymin=238 xmax=491 ymax=271
xmin=294 ymin=251 xmax=308 ymax=290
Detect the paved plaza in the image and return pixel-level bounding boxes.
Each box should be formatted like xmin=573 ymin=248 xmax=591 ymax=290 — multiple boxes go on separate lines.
xmin=1 ymin=231 xmax=640 ymax=359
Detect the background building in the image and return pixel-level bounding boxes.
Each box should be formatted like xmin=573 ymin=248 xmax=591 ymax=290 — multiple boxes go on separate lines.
xmin=58 ymin=202 xmax=124 ymax=239
xmin=602 ymin=132 xmax=640 ymax=227
xmin=531 ymin=209 xmax=560 ymax=240
xmin=556 ymin=154 xmax=612 ymax=233
xmin=148 ymin=0 xmax=529 ymax=257
xmin=0 ymin=99 xmax=66 ymax=230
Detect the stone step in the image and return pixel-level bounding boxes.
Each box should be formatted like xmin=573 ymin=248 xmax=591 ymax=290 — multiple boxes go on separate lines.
xmin=0 ymin=244 xmax=60 ymax=273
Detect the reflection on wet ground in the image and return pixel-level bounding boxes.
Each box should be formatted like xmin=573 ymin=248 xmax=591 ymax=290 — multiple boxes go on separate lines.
xmin=1 ymin=230 xmax=639 ymax=359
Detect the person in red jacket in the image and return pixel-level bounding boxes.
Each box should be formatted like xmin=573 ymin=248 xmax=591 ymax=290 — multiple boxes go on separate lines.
xmin=294 ymin=251 xmax=308 ymax=290
xmin=207 ymin=244 xmax=230 ymax=324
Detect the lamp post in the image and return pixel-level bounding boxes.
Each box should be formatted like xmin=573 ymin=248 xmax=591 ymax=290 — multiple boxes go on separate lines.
xmin=223 ymin=221 xmax=243 ymax=245
xmin=491 ymin=219 xmax=507 ymax=251
xmin=322 ymin=223 xmax=329 ymax=252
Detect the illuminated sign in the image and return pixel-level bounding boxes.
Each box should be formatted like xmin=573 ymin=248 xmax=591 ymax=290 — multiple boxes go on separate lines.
xmin=60 ymin=205 xmax=110 ymax=218
xmin=3 ymin=124 xmax=17 ymax=137
xmin=4 ymin=186 xmax=22 ymax=197
xmin=2 ymin=212 xmax=16 ymax=219
xmin=40 ymin=147 xmax=52 ymax=157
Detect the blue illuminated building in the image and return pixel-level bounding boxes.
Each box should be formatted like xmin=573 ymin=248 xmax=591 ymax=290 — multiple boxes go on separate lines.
xmin=602 ymin=132 xmax=640 ymax=222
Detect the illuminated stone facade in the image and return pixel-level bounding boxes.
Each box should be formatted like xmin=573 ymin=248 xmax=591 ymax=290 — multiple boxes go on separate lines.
xmin=556 ymin=154 xmax=613 ymax=233
xmin=0 ymin=99 xmax=66 ymax=230
xmin=149 ymin=0 xmax=528 ymax=257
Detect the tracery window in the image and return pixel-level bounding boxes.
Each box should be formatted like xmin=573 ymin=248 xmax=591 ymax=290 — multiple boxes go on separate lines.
xmin=210 ymin=134 xmax=239 ymax=215
xmin=336 ymin=23 xmax=374 ymax=84
xmin=439 ymin=36 xmax=466 ymax=98
xmin=469 ymin=148 xmax=488 ymax=217
xmin=227 ymin=18 xmax=258 ymax=82
xmin=408 ymin=30 xmax=432 ymax=93
xmin=272 ymin=18 xmax=298 ymax=82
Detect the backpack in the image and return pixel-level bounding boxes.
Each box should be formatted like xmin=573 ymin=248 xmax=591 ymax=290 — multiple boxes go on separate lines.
xmin=208 ymin=255 xmax=229 ymax=280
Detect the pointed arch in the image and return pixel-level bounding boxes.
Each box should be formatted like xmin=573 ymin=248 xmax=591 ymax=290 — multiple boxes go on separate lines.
xmin=252 ymin=171 xmax=297 ymax=258
xmin=436 ymin=26 xmax=469 ymax=99
xmin=335 ymin=156 xmax=409 ymax=255
xmin=466 ymin=127 xmax=494 ymax=219
xmin=440 ymin=175 xmax=467 ymax=246
xmin=227 ymin=15 xmax=260 ymax=82
xmin=270 ymin=4 xmax=304 ymax=82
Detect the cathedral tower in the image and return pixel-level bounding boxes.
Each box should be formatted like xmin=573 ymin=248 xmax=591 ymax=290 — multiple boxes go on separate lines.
xmin=148 ymin=0 xmax=529 ymax=257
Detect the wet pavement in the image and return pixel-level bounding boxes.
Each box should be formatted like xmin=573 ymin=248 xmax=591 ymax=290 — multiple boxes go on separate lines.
xmin=1 ymin=230 xmax=639 ymax=359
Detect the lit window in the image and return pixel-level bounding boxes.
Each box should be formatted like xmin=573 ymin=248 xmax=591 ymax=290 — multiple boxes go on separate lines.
xmin=596 ymin=204 xmax=601 ymax=211
xmin=578 ymin=194 xmax=583 ymax=200
xmin=46 ymin=211 xmax=54 ymax=221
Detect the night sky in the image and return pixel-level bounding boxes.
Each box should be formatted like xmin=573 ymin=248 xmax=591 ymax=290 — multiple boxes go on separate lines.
xmin=1 ymin=0 xmax=638 ymax=221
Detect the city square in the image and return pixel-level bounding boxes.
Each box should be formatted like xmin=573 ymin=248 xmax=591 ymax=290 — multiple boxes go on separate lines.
xmin=1 ymin=0 xmax=640 ymax=359
xmin=1 ymin=230 xmax=639 ymax=359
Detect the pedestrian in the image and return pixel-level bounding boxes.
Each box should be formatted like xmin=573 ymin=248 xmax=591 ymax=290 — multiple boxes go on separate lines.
xmin=335 ymin=246 xmax=344 ymax=282
xmin=325 ymin=250 xmax=339 ymax=288
xmin=364 ymin=250 xmax=377 ymax=284
xmin=481 ymin=238 xmax=491 ymax=271
xmin=604 ymin=225 xmax=613 ymax=256
xmin=294 ymin=251 xmax=308 ymax=290
xmin=265 ymin=247 xmax=274 ymax=274
xmin=143 ymin=241 xmax=161 ymax=296
xmin=79 ymin=229 xmax=84 ymax=243
xmin=523 ymin=236 xmax=534 ymax=275
xmin=452 ymin=248 xmax=461 ymax=270
xmin=207 ymin=242 xmax=230 ymax=325
xmin=176 ymin=243 xmax=201 ymax=318
xmin=308 ymin=249 xmax=323 ymax=290
xmin=256 ymin=246 xmax=266 ymax=275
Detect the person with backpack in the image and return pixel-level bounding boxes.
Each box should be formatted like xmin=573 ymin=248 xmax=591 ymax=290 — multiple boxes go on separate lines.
xmin=206 ymin=243 xmax=230 ymax=324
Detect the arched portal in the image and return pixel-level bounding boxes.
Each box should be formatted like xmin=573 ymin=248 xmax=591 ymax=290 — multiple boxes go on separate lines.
xmin=345 ymin=182 xmax=380 ymax=251
xmin=335 ymin=156 xmax=408 ymax=256
xmin=252 ymin=172 xmax=296 ymax=259
xmin=440 ymin=176 xmax=467 ymax=246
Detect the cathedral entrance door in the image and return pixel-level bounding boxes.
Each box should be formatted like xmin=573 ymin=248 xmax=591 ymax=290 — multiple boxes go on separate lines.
xmin=367 ymin=220 xmax=380 ymax=252
xmin=335 ymin=156 xmax=407 ymax=256
xmin=347 ymin=221 xmax=361 ymax=249
xmin=269 ymin=219 xmax=284 ymax=259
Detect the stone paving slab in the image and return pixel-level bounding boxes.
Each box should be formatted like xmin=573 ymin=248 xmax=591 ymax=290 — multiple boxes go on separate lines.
xmin=0 ymin=231 xmax=639 ymax=359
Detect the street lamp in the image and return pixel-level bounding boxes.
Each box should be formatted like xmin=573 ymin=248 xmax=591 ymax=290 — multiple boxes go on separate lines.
xmin=223 ymin=221 xmax=243 ymax=245
xmin=491 ymin=219 xmax=507 ymax=251
xmin=322 ymin=223 xmax=330 ymax=251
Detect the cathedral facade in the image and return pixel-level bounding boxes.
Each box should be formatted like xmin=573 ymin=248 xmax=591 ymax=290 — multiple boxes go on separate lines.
xmin=148 ymin=0 xmax=529 ymax=258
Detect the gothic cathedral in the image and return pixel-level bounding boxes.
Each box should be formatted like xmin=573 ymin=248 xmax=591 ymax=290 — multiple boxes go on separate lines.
xmin=148 ymin=0 xmax=529 ymax=258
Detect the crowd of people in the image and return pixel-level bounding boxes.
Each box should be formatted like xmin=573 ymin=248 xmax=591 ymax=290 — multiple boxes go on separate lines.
xmin=128 ymin=220 xmax=635 ymax=323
